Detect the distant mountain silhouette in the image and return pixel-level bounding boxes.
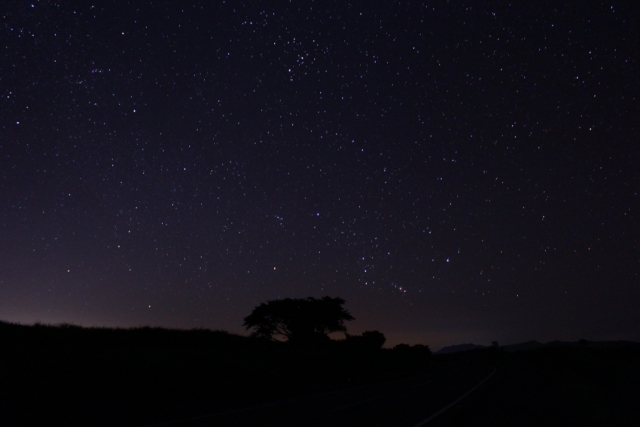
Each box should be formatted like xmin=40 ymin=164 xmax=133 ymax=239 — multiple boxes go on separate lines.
xmin=587 ymin=340 xmax=640 ymax=349
xmin=502 ymin=340 xmax=544 ymax=352
xmin=435 ymin=343 xmax=487 ymax=354
xmin=537 ymin=340 xmax=640 ymax=350
xmin=437 ymin=339 xmax=640 ymax=354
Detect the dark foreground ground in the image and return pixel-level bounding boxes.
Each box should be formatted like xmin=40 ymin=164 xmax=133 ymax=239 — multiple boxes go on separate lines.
xmin=429 ymin=346 xmax=640 ymax=427
xmin=1 ymin=322 xmax=638 ymax=426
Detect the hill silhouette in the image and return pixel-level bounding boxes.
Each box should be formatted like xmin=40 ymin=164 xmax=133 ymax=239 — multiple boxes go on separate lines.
xmin=0 ymin=320 xmax=430 ymax=426
xmin=436 ymin=339 xmax=640 ymax=354
xmin=2 ymin=321 xmax=639 ymax=426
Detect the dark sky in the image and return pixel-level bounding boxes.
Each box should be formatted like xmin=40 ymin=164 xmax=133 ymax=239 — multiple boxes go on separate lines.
xmin=2 ymin=1 xmax=638 ymax=349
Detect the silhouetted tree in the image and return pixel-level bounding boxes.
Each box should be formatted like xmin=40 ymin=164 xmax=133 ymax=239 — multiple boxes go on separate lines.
xmin=243 ymin=296 xmax=354 ymax=344
xmin=362 ymin=330 xmax=386 ymax=348
xmin=345 ymin=330 xmax=386 ymax=350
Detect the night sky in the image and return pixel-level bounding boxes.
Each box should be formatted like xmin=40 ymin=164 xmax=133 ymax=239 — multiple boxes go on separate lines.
xmin=2 ymin=1 xmax=638 ymax=350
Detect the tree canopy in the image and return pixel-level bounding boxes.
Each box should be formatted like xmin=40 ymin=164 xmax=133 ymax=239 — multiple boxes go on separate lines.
xmin=243 ymin=296 xmax=354 ymax=344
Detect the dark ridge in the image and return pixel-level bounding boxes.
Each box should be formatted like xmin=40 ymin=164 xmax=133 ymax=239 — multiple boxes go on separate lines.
xmin=0 ymin=320 xmax=431 ymax=426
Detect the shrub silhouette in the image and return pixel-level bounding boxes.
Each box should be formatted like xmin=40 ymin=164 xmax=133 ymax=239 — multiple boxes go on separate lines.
xmin=243 ymin=296 xmax=354 ymax=344
xmin=345 ymin=330 xmax=387 ymax=350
